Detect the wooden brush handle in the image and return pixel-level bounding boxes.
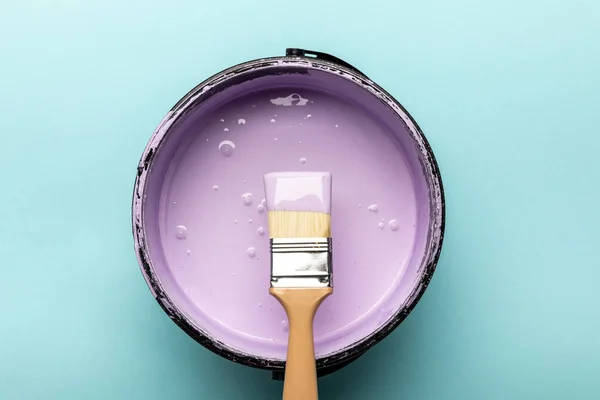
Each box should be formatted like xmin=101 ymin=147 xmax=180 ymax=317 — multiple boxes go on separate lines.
xmin=270 ymin=287 xmax=333 ymax=400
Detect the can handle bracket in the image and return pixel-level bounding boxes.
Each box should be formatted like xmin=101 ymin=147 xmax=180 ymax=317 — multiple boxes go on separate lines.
xmin=285 ymin=48 xmax=366 ymax=77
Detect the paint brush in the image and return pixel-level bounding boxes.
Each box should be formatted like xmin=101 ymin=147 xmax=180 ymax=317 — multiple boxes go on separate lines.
xmin=264 ymin=171 xmax=333 ymax=400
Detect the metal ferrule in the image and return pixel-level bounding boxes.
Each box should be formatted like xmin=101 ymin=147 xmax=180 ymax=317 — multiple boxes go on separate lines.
xmin=270 ymin=237 xmax=332 ymax=288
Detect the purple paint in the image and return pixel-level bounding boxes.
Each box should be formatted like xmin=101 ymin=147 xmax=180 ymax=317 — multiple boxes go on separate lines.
xmin=134 ymin=62 xmax=443 ymax=364
xmin=264 ymin=171 xmax=332 ymax=213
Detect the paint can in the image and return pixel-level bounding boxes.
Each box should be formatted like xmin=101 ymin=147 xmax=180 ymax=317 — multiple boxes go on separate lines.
xmin=132 ymin=48 xmax=445 ymax=379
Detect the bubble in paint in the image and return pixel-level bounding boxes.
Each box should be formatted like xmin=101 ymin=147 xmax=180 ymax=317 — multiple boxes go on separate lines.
xmin=224 ymin=128 xmax=229 ymax=132
xmin=238 ymin=118 xmax=246 ymax=125
xmin=248 ymin=219 xmax=253 ymax=224
xmin=186 ymin=250 xmax=191 ymax=255
xmin=306 ymin=114 xmax=312 ymax=119
xmin=378 ymin=222 xmax=385 ymax=229
xmin=218 ymin=140 xmax=235 ymax=157
xmin=256 ymin=204 xmax=265 ymax=213
xmin=234 ymin=220 xmax=238 ymax=224
xmin=220 ymin=119 xmax=225 ymax=123
xmin=300 ymin=157 xmax=307 ymax=164
xmin=175 ymin=225 xmax=187 ymax=239
xmin=247 ymin=247 xmax=256 ymax=258
xmin=389 ymin=219 xmax=399 ymax=231
xmin=281 ymin=320 xmax=289 ymax=332
xmin=261 ymin=198 xmax=266 ymax=206
xmin=270 ymin=119 xmax=276 ymax=123
xmin=257 ymin=226 xmax=265 ymax=236
xmin=212 ymin=185 xmax=219 ymax=191
xmin=368 ymin=204 xmax=379 ymax=213
xmin=273 ymin=137 xmax=278 ymax=142
xmin=242 ymin=193 xmax=253 ymax=205
xmin=335 ymin=124 xmax=339 ymax=128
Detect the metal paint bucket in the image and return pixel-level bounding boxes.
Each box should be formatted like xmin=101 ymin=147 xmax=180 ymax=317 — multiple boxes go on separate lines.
xmin=132 ymin=48 xmax=445 ymax=378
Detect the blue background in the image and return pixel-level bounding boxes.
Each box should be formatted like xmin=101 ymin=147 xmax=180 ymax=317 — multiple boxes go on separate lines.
xmin=1 ymin=1 xmax=599 ymax=399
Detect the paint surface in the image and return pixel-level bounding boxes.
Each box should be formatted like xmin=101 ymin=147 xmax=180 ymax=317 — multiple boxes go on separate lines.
xmin=141 ymin=69 xmax=434 ymax=360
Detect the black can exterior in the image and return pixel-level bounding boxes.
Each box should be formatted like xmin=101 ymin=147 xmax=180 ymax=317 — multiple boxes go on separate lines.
xmin=132 ymin=48 xmax=446 ymax=380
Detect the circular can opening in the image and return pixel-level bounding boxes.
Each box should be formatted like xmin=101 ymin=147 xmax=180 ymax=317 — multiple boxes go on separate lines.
xmin=132 ymin=49 xmax=445 ymax=375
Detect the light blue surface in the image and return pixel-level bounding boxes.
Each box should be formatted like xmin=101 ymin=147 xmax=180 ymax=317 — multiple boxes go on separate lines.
xmin=1 ymin=1 xmax=599 ymax=399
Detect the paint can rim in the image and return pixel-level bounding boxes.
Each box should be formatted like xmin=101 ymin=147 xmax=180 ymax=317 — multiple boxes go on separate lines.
xmin=131 ymin=49 xmax=446 ymax=376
